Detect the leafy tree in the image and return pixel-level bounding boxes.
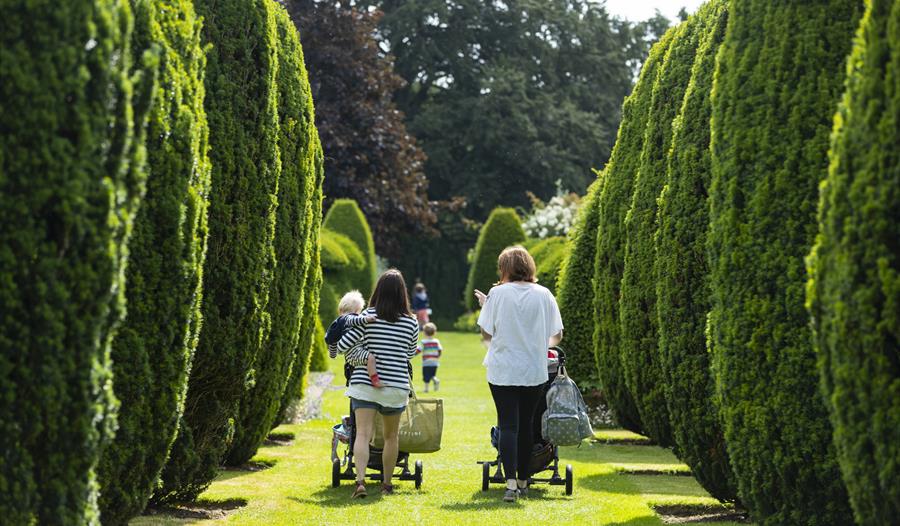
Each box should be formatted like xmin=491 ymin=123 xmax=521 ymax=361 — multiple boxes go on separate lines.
xmin=556 ymin=178 xmax=602 ymax=384
xmin=806 ymin=0 xmax=900 ymax=522
xmin=464 ymin=208 xmax=527 ymax=311
xmin=226 ymin=4 xmax=322 ymax=467
xmin=284 ymin=0 xmax=433 ymax=260
xmin=155 ymin=0 xmax=281 ymax=502
xmin=0 ymin=1 xmax=152 ymax=522
xmin=653 ymin=0 xmax=737 ymax=503
xmin=323 ymin=199 xmax=377 ymax=298
xmin=97 ymin=1 xmax=210 ymax=522
xmin=593 ymin=29 xmax=677 ymax=436
xmin=708 ymin=1 xmax=861 ymax=522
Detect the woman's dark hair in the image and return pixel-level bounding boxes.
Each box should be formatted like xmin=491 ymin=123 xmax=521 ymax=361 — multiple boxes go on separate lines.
xmin=369 ymin=269 xmax=413 ymax=323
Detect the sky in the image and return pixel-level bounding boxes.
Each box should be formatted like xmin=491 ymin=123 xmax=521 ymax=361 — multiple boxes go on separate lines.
xmin=601 ymin=0 xmax=707 ymax=22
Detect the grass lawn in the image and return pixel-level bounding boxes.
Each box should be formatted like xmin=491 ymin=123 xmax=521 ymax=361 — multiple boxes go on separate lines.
xmin=133 ymin=331 xmax=746 ymax=525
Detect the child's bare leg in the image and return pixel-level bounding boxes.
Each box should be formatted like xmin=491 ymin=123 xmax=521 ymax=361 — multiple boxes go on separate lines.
xmin=367 ymin=353 xmax=382 ymax=388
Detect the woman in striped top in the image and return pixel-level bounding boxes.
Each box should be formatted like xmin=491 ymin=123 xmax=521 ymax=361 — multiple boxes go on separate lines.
xmin=337 ymin=269 xmax=419 ymax=498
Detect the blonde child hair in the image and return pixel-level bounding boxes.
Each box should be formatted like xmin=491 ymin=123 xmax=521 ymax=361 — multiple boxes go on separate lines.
xmin=422 ymin=322 xmax=437 ymax=337
xmin=338 ymin=290 xmax=366 ymax=315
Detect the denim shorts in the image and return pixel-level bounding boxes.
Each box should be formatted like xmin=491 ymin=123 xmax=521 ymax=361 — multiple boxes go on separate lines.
xmin=350 ymin=397 xmax=406 ymax=416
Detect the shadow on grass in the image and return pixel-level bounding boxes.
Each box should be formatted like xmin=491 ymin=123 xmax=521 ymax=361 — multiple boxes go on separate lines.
xmin=439 ymin=488 xmax=572 ymax=512
xmin=287 ymin=486 xmax=384 ymax=508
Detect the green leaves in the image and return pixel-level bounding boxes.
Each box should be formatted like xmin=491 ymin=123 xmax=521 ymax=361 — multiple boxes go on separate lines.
xmin=464 ymin=208 xmax=527 ymax=311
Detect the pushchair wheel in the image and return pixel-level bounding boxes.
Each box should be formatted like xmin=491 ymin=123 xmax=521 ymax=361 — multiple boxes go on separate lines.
xmin=332 ymin=459 xmax=341 ymax=488
xmin=414 ymin=460 xmax=423 ymax=489
xmin=481 ymin=462 xmax=491 ymax=491
xmin=565 ymin=464 xmax=573 ymax=496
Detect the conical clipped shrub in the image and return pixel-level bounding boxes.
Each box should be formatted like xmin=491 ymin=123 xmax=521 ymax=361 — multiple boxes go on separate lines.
xmin=620 ymin=14 xmax=705 ymax=449
xmin=323 ymin=199 xmax=377 ymax=297
xmin=708 ymin=1 xmax=861 ymax=522
xmin=155 ymin=0 xmax=281 ymax=502
xmin=0 ymin=1 xmax=153 ymax=522
xmin=556 ymin=178 xmax=602 ymax=384
xmin=592 ymin=28 xmax=677 ymax=435
xmin=464 ymin=208 xmax=527 ymax=310
xmin=97 ymin=0 xmax=211 ymax=522
xmin=320 ymin=227 xmax=365 ymax=304
xmin=226 ymin=5 xmax=321 ymax=466
xmin=807 ymin=1 xmax=900 ymax=522
xmin=276 ymin=141 xmax=325 ymax=428
xmin=653 ymin=0 xmax=737 ymax=504
xmin=308 ymin=316 xmax=329 ymax=372
xmin=525 ymin=236 xmax=568 ymax=295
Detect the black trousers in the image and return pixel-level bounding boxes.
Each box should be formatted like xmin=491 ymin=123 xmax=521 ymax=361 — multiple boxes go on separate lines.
xmin=489 ymin=383 xmax=543 ymax=481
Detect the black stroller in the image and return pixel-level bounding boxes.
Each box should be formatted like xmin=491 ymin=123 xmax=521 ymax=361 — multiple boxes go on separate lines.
xmin=330 ymin=362 xmax=423 ymax=489
xmin=477 ymin=346 xmax=574 ymax=495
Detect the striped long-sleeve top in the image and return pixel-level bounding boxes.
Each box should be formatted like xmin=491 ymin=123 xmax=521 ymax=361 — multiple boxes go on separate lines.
xmin=327 ymin=312 xmax=369 ymax=359
xmin=337 ymin=308 xmax=419 ymax=390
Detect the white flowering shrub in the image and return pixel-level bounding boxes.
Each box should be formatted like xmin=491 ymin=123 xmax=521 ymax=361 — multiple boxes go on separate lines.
xmin=521 ymin=182 xmax=581 ymax=239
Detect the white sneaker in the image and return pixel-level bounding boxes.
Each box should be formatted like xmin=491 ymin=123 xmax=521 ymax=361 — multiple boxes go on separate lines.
xmin=434 ymin=378 xmax=440 ymax=391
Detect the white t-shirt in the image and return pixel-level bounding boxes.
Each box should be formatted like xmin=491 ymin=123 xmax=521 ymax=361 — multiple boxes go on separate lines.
xmin=477 ymin=282 xmax=564 ymax=386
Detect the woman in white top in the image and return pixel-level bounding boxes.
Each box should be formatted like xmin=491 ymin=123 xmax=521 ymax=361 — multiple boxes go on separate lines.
xmin=476 ymin=246 xmax=563 ymax=502
xmin=337 ymin=269 xmax=419 ymax=498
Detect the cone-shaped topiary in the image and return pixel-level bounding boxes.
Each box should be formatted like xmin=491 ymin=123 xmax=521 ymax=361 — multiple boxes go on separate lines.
xmin=464 ymin=208 xmax=527 ymax=310
xmin=708 ymin=1 xmax=861 ymax=522
xmin=807 ymin=1 xmax=900 ymax=522
xmin=154 ymin=0 xmax=281 ymax=502
xmin=0 ymin=1 xmax=153 ymax=522
xmin=323 ymin=199 xmax=377 ymax=298
xmin=592 ymin=28 xmax=677 ymax=436
xmin=556 ymin=177 xmax=603 ymax=384
xmin=308 ymin=316 xmax=329 ymax=372
xmin=97 ymin=0 xmax=211 ymax=522
xmin=226 ymin=5 xmax=322 ymax=466
xmin=275 ymin=141 xmax=325 ymax=428
xmin=526 ymin=236 xmax=568 ymax=295
xmin=653 ymin=0 xmax=738 ymax=504
xmin=620 ymin=14 xmax=705 ymax=450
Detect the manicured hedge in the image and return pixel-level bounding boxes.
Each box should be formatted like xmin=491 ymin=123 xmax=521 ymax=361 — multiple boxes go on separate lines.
xmin=526 ymin=236 xmax=568 ymax=295
xmin=708 ymin=1 xmax=860 ymax=522
xmin=155 ymin=0 xmax=281 ymax=502
xmin=323 ymin=199 xmax=377 ymax=297
xmin=807 ymin=1 xmax=900 ymax=522
xmin=619 ymin=14 xmax=704 ymax=450
xmin=464 ymin=208 xmax=527 ymax=310
xmin=308 ymin=316 xmax=329 ymax=373
xmin=556 ymin=178 xmax=602 ymax=384
xmin=653 ymin=0 xmax=737 ymax=504
xmin=226 ymin=5 xmax=321 ymax=466
xmin=592 ymin=28 xmax=677 ymax=436
xmin=0 ymin=1 xmax=152 ymax=522
xmin=97 ymin=1 xmax=210 ymax=522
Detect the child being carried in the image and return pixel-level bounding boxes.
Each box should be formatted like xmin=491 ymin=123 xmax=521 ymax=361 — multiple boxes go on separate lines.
xmin=325 ymin=290 xmax=382 ymax=387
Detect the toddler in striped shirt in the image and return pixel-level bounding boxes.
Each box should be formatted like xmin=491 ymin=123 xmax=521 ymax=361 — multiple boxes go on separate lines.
xmin=416 ymin=322 xmax=443 ymax=392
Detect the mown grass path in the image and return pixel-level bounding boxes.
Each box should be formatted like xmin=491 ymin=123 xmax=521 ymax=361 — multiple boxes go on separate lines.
xmin=135 ymin=332 xmax=744 ymax=525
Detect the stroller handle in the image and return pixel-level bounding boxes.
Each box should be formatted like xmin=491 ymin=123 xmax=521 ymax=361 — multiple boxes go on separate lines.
xmin=550 ymin=345 xmax=565 ymax=366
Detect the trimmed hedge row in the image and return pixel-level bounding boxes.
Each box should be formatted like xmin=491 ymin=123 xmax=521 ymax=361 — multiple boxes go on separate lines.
xmin=525 ymin=236 xmax=568 ymax=295
xmin=653 ymin=0 xmax=737 ymax=504
xmin=708 ymin=1 xmax=861 ymax=523
xmin=619 ymin=12 xmax=706 ymax=450
xmin=323 ymin=199 xmax=377 ymax=298
xmin=226 ymin=4 xmax=322 ymax=467
xmin=97 ymin=1 xmax=211 ymax=523
xmin=154 ymin=0 xmax=282 ymax=503
xmin=0 ymin=1 xmax=154 ymax=522
xmin=806 ymin=0 xmax=900 ymax=523
xmin=464 ymin=208 xmax=527 ymax=310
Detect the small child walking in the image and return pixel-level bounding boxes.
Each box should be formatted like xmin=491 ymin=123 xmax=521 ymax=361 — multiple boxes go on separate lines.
xmin=416 ymin=322 xmax=442 ymax=392
xmin=325 ymin=291 xmax=382 ymax=387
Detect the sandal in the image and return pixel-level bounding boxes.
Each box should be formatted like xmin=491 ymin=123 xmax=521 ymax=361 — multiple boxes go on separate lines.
xmin=369 ymin=372 xmax=383 ymax=388
xmin=381 ymin=483 xmax=394 ymax=495
xmin=352 ymin=482 xmax=367 ymax=499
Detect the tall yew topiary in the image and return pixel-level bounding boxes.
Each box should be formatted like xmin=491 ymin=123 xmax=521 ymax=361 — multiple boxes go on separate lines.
xmin=620 ymin=14 xmax=704 ymax=449
xmin=556 ymin=178 xmax=602 ymax=384
xmin=0 ymin=1 xmax=152 ymax=522
xmin=592 ymin=28 xmax=676 ymax=435
xmin=807 ymin=0 xmax=900 ymax=522
xmin=526 ymin=236 xmax=568 ymax=295
xmin=708 ymin=1 xmax=861 ymax=522
xmin=653 ymin=0 xmax=737 ymax=504
xmin=226 ymin=5 xmax=321 ymax=466
xmin=97 ymin=0 xmax=211 ymax=522
xmin=155 ymin=0 xmax=281 ymax=502
xmin=464 ymin=208 xmax=527 ymax=310
xmin=323 ymin=199 xmax=377 ymax=297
